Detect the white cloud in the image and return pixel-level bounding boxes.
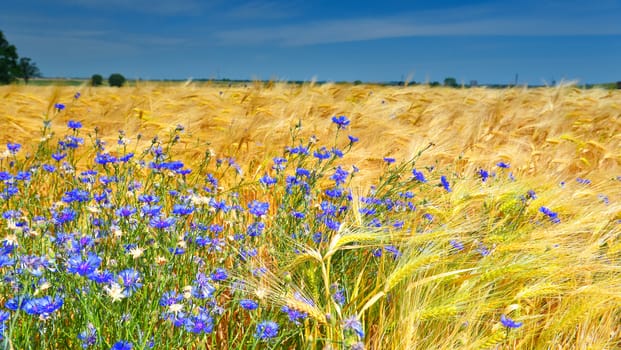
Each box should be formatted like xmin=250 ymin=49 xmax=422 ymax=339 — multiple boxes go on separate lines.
xmin=213 ymin=3 xmax=621 ymax=46
xmin=223 ymin=0 xmax=299 ymax=20
xmin=57 ymin=0 xmax=207 ymax=15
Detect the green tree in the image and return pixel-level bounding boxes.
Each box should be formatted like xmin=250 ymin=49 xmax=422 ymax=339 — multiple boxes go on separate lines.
xmin=0 ymin=30 xmax=19 ymax=84
xmin=91 ymin=74 xmax=103 ymax=86
xmin=17 ymin=57 xmax=41 ymax=84
xmin=108 ymin=73 xmax=126 ymax=87
xmin=443 ymin=77 xmax=458 ymax=87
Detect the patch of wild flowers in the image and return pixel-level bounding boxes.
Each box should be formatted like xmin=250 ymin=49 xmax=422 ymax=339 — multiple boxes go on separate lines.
xmin=0 ymin=99 xmax=619 ymax=349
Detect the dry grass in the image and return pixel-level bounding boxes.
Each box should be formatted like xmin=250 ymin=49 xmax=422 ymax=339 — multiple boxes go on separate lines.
xmin=2 ymin=83 xmax=619 ymax=184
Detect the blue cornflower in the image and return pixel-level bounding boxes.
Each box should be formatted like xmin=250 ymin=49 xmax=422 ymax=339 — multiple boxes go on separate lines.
xmin=440 ymin=175 xmax=452 ymax=192
xmin=111 ymin=341 xmax=133 ymax=350
xmin=330 ymin=166 xmax=349 ymax=186
xmin=1 ymin=186 xmax=19 ymax=200
xmin=15 ymin=171 xmax=31 ymax=181
xmin=77 ymin=323 xmax=97 ymax=348
xmin=296 ymin=167 xmax=311 ymax=178
xmin=138 ymin=194 xmax=159 ymax=204
xmin=247 ymin=222 xmax=265 ymax=237
xmin=496 ymin=162 xmax=510 ymax=168
xmin=52 ymin=152 xmax=67 ymax=162
xmin=313 ymin=147 xmax=331 ymax=160
xmin=324 ymin=217 xmax=341 ymax=231
xmin=68 ymin=120 xmax=83 ymax=130
xmin=272 ymin=157 xmax=287 ymax=171
xmin=193 ymin=273 xmax=216 ymax=299
xmin=54 ymin=103 xmax=65 ymax=111
xmin=348 ymin=135 xmax=359 ymax=144
xmin=184 ymin=307 xmax=213 ymax=334
xmin=331 ymin=115 xmax=350 ymax=129
xmin=449 ymin=240 xmax=464 ymax=251
xmin=281 ymin=306 xmax=308 ymax=325
xmin=74 ymin=92 xmax=81 ymax=99
xmin=168 ymin=247 xmax=185 ymax=255
xmin=62 ymin=188 xmax=91 ymax=203
xmin=117 ymin=268 xmax=142 ymax=296
xmin=95 ymin=153 xmax=118 ymax=166
xmin=211 ymin=268 xmax=228 ymax=281
xmin=120 ymin=153 xmax=134 ymax=162
xmin=383 ymin=157 xmax=395 ymax=164
xmin=576 ymin=177 xmax=591 ymax=185
xmin=0 ymin=255 xmax=15 ymax=268
xmin=324 ymin=187 xmax=343 ymax=198
xmin=88 ymin=270 xmax=114 ymax=284
xmin=259 ymin=174 xmax=277 ymax=187
xmin=332 ymin=287 xmax=346 ymax=305
xmin=384 ymin=245 xmax=402 ymax=259
xmin=116 ymin=206 xmax=136 ymax=218
xmin=67 ymin=252 xmax=102 ymax=276
xmin=500 ymin=314 xmax=523 ymax=328
xmin=42 ymin=164 xmax=56 ymax=172
xmin=141 ymin=205 xmax=161 ymax=217
xmin=0 ymin=310 xmax=9 ymax=340
xmin=0 ymin=171 xmax=11 ymax=181
xmin=343 ymin=315 xmax=364 ymax=338
xmin=288 ymin=145 xmax=309 ymax=155
xmin=23 ymin=295 xmax=64 ymax=318
xmin=539 ymin=206 xmax=560 ymax=224
xmin=526 ymin=190 xmax=537 ymax=200
xmin=53 ymin=207 xmax=77 ymax=225
xmin=2 ymin=210 xmax=21 ymax=220
xmin=478 ymin=169 xmax=489 ymax=182
xmin=63 ymin=135 xmax=84 ymax=148
xmin=172 ymin=204 xmax=194 ymax=216
xmin=159 ymin=291 xmax=183 ymax=307
xmin=239 ymin=299 xmax=259 ymax=310
xmin=412 ymin=169 xmax=427 ymax=183
xmin=150 ymin=216 xmax=176 ymax=229
xmin=331 ymin=147 xmax=344 ymax=158
xmin=255 ymin=320 xmax=279 ymax=340
xmin=6 ymin=143 xmax=21 ymax=154
xmin=248 ymin=200 xmax=269 ymax=217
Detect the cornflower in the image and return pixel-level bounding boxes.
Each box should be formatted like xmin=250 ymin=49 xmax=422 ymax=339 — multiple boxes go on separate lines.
xmin=255 ymin=320 xmax=279 ymax=340
xmin=331 ymin=115 xmax=350 ymax=129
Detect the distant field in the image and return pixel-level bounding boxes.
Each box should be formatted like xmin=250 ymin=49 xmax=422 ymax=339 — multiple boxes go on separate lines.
xmin=2 ymin=83 xmax=620 ymax=180
xmin=0 ymin=83 xmax=619 ymax=349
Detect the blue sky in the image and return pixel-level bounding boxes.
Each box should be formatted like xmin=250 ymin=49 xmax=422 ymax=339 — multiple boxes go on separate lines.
xmin=2 ymin=0 xmax=620 ymax=84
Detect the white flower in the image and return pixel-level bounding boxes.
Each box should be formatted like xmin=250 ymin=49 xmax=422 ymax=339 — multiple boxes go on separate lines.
xmin=129 ymin=246 xmax=145 ymax=259
xmin=104 ymin=283 xmax=126 ymax=302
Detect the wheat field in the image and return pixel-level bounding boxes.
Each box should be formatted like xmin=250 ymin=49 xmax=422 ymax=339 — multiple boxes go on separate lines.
xmin=0 ymin=82 xmax=619 ymax=349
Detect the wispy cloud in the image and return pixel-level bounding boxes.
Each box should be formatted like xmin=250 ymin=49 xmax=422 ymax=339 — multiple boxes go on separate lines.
xmin=223 ymin=0 xmax=300 ymax=20
xmin=58 ymin=0 xmax=207 ymax=15
xmin=214 ymin=3 xmax=621 ymax=46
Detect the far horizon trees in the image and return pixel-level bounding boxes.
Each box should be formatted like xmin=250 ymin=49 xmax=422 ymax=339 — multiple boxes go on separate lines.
xmin=17 ymin=57 xmax=41 ymax=84
xmin=91 ymin=74 xmax=103 ymax=86
xmin=108 ymin=73 xmax=126 ymax=87
xmin=0 ymin=30 xmax=41 ymax=84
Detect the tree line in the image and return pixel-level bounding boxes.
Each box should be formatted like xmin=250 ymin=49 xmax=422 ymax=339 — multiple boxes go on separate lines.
xmin=0 ymin=30 xmax=41 ymax=84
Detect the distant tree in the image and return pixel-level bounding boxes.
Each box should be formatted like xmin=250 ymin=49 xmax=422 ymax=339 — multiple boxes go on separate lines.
xmin=617 ymin=81 xmax=621 ymax=89
xmin=91 ymin=74 xmax=103 ymax=86
xmin=108 ymin=73 xmax=126 ymax=87
xmin=429 ymin=81 xmax=440 ymax=87
xmin=0 ymin=30 xmax=19 ymax=84
xmin=17 ymin=57 xmax=41 ymax=84
xmin=443 ymin=77 xmax=458 ymax=87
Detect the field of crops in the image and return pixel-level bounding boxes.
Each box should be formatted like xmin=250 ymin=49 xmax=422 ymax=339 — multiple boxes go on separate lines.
xmin=0 ymin=83 xmax=619 ymax=349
